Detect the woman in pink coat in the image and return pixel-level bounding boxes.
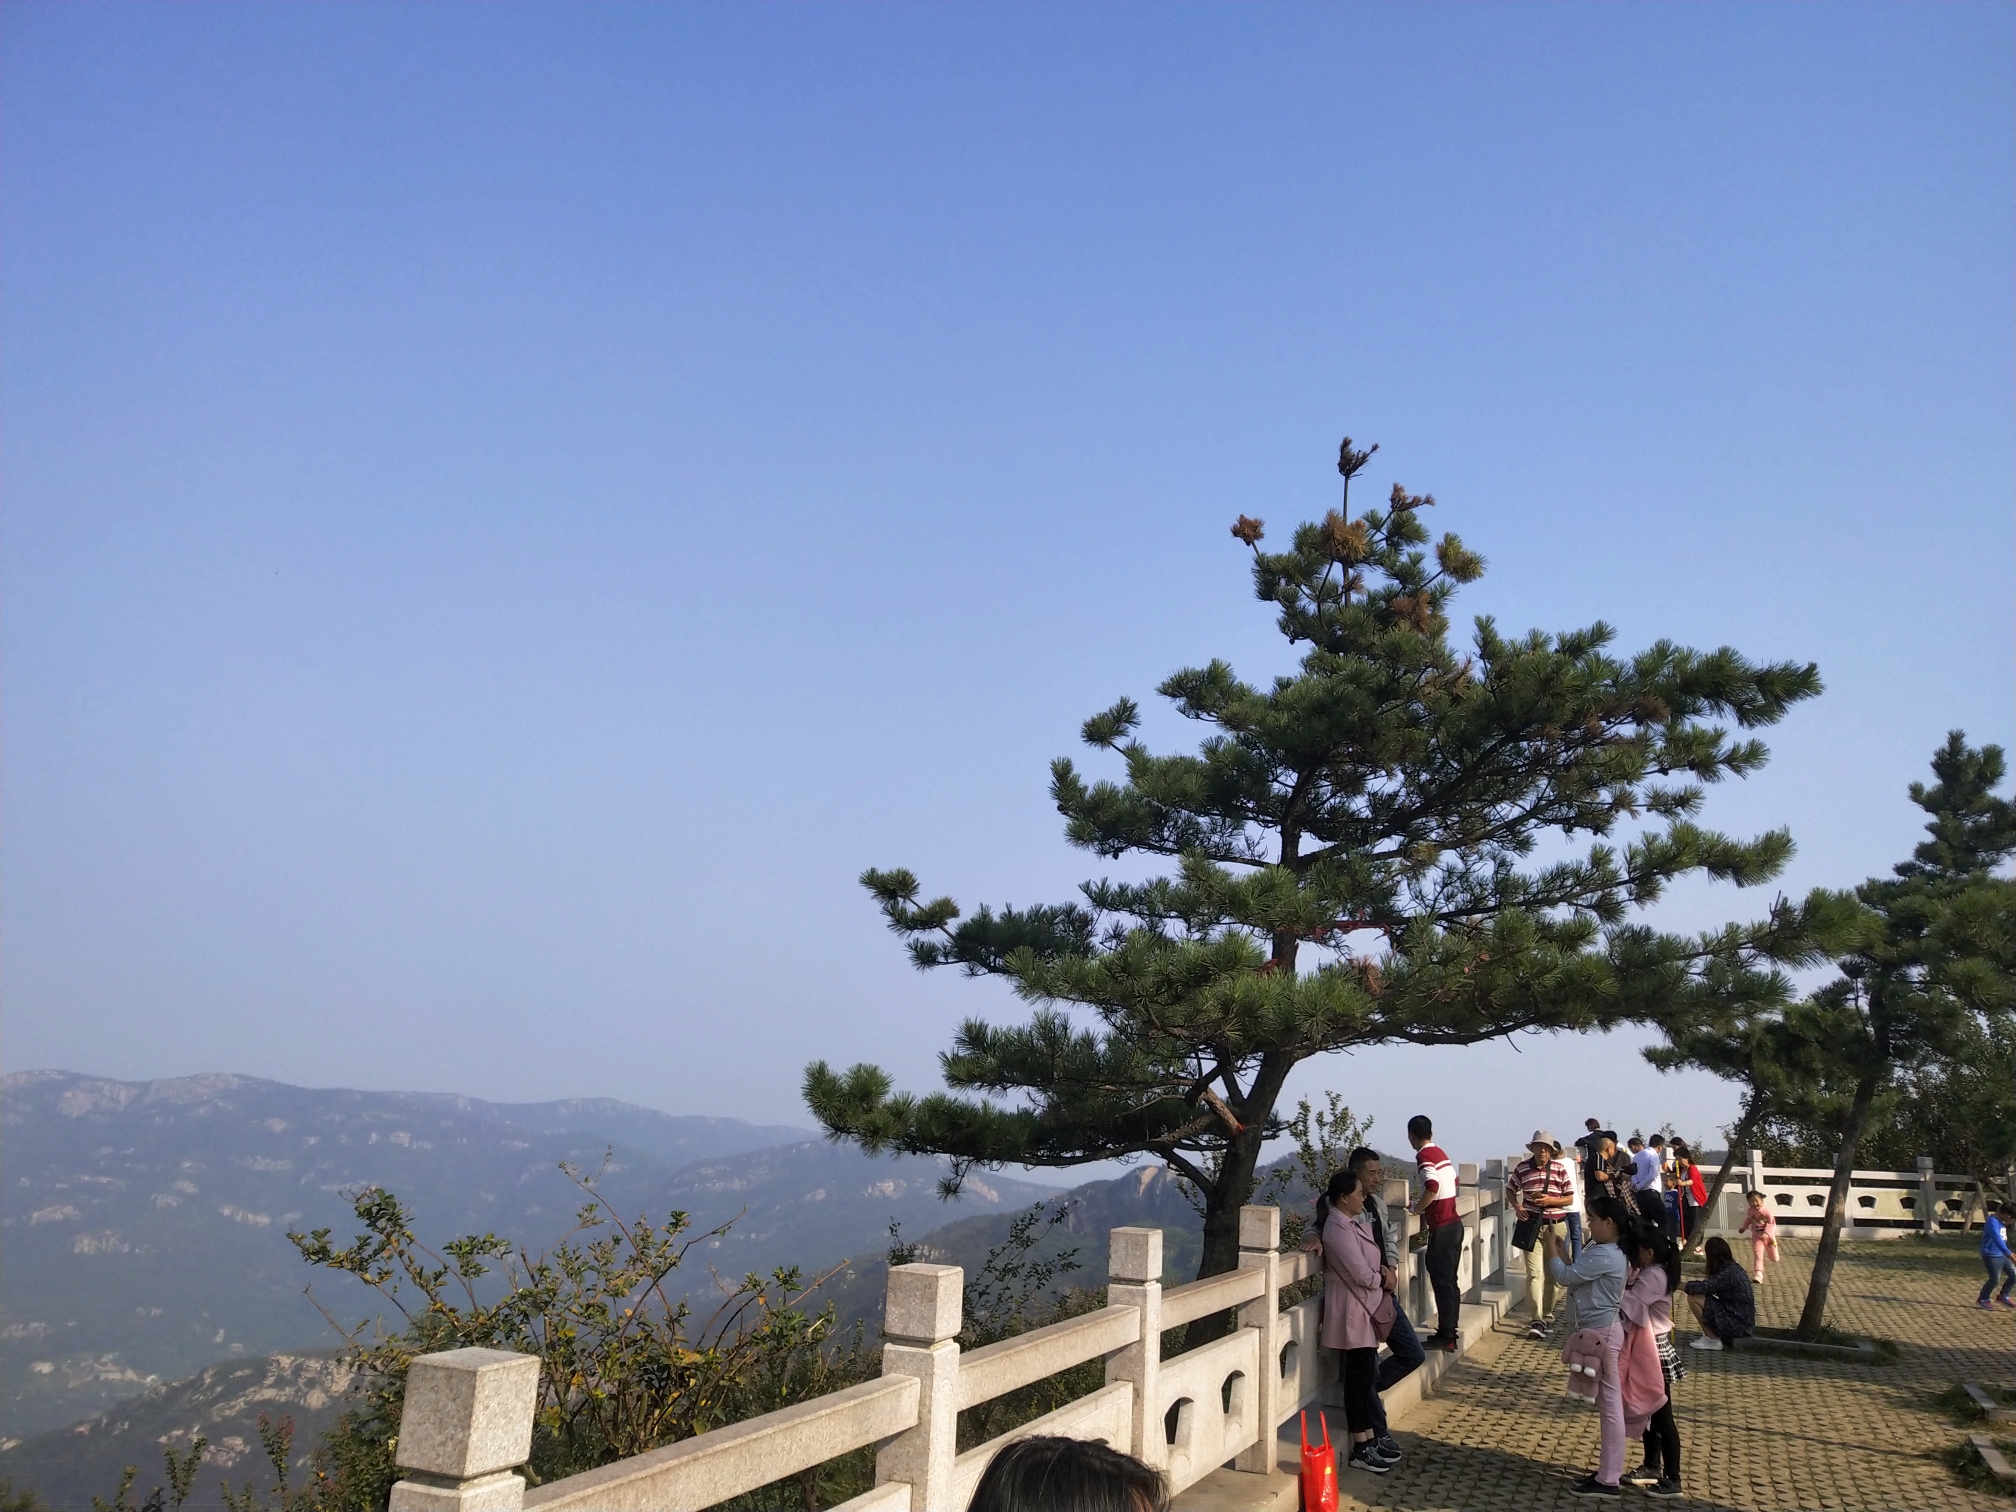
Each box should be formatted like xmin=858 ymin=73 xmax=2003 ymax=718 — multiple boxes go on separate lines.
xmin=1317 ymin=1168 xmax=1392 ymax=1477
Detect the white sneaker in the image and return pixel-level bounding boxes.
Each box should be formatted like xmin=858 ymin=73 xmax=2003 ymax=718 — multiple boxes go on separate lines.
xmin=1688 ymin=1336 xmax=1724 ymax=1352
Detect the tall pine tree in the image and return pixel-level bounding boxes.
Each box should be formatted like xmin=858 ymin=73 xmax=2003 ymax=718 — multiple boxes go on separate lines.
xmin=808 ymin=438 xmax=1833 ymax=1281
xmin=1790 ymin=733 xmax=2016 ymax=1334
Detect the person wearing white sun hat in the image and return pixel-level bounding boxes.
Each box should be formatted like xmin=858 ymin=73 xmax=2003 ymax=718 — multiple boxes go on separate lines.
xmin=1510 ymin=1130 xmax=1575 ymax=1338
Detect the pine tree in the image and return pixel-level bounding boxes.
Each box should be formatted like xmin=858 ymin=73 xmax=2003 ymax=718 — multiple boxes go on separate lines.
xmin=1644 ymin=986 xmax=1860 ymax=1257
xmin=807 ymin=437 xmax=1834 ymax=1283
xmin=1791 ymin=733 xmax=2016 ymax=1335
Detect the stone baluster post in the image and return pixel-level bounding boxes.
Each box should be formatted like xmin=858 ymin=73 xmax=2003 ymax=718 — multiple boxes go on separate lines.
xmin=1105 ymin=1227 xmax=1165 ymax=1471
xmin=1384 ymin=1176 xmax=1419 ymax=1320
xmin=1483 ymin=1158 xmax=1506 ymax=1286
xmin=1917 ymin=1155 xmax=1937 ymax=1236
xmin=1748 ymin=1147 xmax=1767 ymax=1202
xmin=387 ymin=1348 xmax=541 ymax=1511
xmin=1234 ymin=1206 xmax=1282 ymax=1474
xmin=874 ymin=1263 xmax=964 ymax=1511
xmin=1458 ymin=1163 xmax=1480 ymax=1301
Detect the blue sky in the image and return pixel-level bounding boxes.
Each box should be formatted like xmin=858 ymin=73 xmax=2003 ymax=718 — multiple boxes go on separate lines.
xmin=4 ymin=3 xmax=2010 ymax=1174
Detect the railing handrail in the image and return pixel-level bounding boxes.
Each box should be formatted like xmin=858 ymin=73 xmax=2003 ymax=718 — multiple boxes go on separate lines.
xmin=953 ymin=1302 xmax=1141 ymax=1411
xmin=1755 ymin=1165 xmax=1982 ymax=1183
xmin=388 ymin=1187 xmax=1529 ymax=1512
xmin=1158 ymin=1264 xmax=1266 ymax=1328
xmin=1278 ymin=1248 xmax=1318 ymax=1286
xmin=522 ymin=1373 xmax=920 ymax=1512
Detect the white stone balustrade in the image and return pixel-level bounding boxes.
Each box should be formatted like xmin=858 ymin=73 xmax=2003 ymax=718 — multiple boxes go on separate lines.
xmin=1714 ymin=1151 xmax=2005 ymax=1239
xmin=387 ymin=1196 xmax=1521 ymax=1512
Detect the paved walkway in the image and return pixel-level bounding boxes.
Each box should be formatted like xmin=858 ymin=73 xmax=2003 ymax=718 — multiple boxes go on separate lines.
xmin=1346 ymin=1235 xmax=2014 ymax=1512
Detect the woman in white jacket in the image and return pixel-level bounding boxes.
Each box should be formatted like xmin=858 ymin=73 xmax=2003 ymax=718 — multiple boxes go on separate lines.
xmin=1541 ymin=1193 xmax=1631 ymax=1498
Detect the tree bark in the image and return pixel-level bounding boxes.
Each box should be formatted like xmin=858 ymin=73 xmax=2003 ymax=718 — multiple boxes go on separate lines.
xmin=1796 ymin=1067 xmax=1880 ymax=1337
xmin=1185 ymin=1054 xmax=1296 ymax=1343
xmin=1686 ymin=1104 xmax=1759 ymax=1258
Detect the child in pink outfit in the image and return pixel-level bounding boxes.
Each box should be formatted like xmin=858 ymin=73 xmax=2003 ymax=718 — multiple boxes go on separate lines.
xmin=1739 ymin=1191 xmax=1779 ymax=1282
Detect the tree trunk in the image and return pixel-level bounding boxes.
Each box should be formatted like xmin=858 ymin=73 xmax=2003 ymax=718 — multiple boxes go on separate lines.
xmin=1686 ymin=1105 xmax=1759 ymax=1258
xmin=1196 ymin=1131 xmax=1261 ymax=1278
xmin=1185 ymin=1054 xmax=1295 ymax=1343
xmin=1796 ymin=1068 xmax=1880 ymax=1337
xmin=1180 ymin=1126 xmax=1266 ymax=1348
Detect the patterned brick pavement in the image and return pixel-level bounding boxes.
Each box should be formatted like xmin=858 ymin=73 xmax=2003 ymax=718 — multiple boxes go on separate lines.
xmin=1343 ymin=1235 xmax=2016 ymax=1511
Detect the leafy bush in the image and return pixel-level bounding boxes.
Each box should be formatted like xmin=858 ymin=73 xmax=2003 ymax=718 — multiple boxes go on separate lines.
xmin=281 ymin=1161 xmax=877 ymax=1509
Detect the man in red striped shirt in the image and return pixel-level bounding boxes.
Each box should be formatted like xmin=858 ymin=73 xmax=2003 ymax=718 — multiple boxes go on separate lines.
xmin=1408 ymin=1114 xmax=1464 ymax=1350
xmin=1510 ymin=1130 xmax=1575 ymax=1338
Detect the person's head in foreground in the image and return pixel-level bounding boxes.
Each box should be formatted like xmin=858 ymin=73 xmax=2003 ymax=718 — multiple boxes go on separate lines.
xmin=1584 ymin=1195 xmax=1633 ymax=1245
xmin=966 ymin=1436 xmax=1168 ymax=1512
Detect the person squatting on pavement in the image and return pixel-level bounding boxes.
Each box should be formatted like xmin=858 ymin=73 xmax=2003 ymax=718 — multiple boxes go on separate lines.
xmin=1511 ymin=1130 xmax=1576 ymax=1339
xmin=1541 ymin=1194 xmax=1633 ymax=1498
xmin=1681 ymin=1237 xmax=1756 ymax=1350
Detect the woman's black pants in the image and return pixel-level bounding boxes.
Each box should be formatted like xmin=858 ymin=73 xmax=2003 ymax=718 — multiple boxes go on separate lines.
xmin=1341 ymin=1346 xmax=1379 ymax=1437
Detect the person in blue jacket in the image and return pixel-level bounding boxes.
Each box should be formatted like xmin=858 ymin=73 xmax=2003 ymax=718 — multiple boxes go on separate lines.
xmin=1980 ymin=1202 xmax=2016 ymax=1309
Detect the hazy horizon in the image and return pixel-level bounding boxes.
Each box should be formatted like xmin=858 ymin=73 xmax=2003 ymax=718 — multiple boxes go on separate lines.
xmin=5 ymin=4 xmax=2011 ymax=1176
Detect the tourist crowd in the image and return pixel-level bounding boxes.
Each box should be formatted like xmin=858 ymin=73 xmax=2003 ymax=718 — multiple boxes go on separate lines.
xmin=1302 ymin=1113 xmax=1785 ymax=1500
xmin=962 ymin=1116 xmax=2016 ymax=1512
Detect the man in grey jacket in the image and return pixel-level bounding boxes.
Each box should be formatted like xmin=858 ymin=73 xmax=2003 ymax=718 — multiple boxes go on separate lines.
xmin=1347 ymin=1146 xmax=1426 ymax=1458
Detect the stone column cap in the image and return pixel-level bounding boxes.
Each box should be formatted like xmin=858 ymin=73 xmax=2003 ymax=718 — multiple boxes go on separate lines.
xmin=397 ymin=1348 xmax=541 ymax=1479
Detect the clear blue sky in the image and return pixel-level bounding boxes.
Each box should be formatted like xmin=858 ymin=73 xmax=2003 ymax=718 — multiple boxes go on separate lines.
xmin=5 ymin=3 xmax=2011 ymax=1172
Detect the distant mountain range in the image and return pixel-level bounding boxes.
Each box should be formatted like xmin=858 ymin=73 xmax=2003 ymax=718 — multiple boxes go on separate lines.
xmin=0 ymin=1071 xmax=1065 ymax=1442
xmin=0 ymin=1351 xmax=357 ymax=1512
xmin=0 ymin=1163 xmax=1221 ymax=1511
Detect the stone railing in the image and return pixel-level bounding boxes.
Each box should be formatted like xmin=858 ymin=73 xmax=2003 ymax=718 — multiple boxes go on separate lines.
xmin=386 ymin=1174 xmax=1522 ymax=1512
xmin=1703 ymin=1151 xmax=2015 ymax=1239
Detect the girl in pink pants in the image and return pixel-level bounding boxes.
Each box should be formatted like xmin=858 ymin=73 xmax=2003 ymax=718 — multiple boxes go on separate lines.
xmin=1739 ymin=1192 xmax=1779 ymax=1283
xmin=1544 ymin=1196 xmax=1632 ymax=1495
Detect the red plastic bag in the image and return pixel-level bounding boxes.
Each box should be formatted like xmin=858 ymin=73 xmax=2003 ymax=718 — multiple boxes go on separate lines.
xmin=1299 ymin=1409 xmax=1339 ymax=1512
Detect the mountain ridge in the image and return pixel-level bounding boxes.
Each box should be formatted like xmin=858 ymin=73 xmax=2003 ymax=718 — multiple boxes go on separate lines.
xmin=0 ymin=1071 xmax=1049 ymax=1439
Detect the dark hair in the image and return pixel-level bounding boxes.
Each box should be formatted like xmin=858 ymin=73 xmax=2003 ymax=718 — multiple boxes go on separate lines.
xmin=1586 ymin=1195 xmax=1633 ymax=1233
xmin=1702 ymin=1236 xmax=1736 ymax=1277
xmin=1648 ymin=1135 xmax=1666 ymax=1148
xmin=967 ymin=1436 xmax=1167 ymax=1512
xmin=1346 ymin=1145 xmax=1382 ymax=1178
xmin=1629 ymin=1218 xmax=1681 ymax=1294
xmin=1586 ymin=1117 xmax=1602 ymax=1129
xmin=1314 ymin=1166 xmax=1361 ymax=1228
xmin=1407 ymin=1114 xmax=1433 ymax=1141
